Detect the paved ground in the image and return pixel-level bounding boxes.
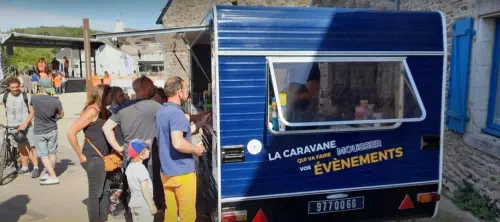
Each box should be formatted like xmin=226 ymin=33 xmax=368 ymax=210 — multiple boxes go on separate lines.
xmin=0 ymin=92 xmax=484 ymax=222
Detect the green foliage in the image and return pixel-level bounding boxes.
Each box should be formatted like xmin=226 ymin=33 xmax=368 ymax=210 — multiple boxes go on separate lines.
xmin=4 ymin=47 xmax=54 ymax=70
xmin=453 ymin=183 xmax=500 ymax=221
xmin=2 ymin=26 xmax=105 ymax=69
xmin=7 ymin=26 xmax=103 ymax=38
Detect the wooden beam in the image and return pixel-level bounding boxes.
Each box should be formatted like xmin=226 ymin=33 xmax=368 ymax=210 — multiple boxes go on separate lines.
xmin=83 ymin=18 xmax=94 ymax=97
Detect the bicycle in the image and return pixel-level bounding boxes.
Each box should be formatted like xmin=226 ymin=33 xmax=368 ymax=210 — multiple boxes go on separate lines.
xmin=0 ymin=124 xmax=20 ymax=185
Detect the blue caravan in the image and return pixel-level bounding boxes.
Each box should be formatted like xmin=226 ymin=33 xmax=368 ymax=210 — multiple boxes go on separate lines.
xmin=96 ymin=4 xmax=446 ymax=222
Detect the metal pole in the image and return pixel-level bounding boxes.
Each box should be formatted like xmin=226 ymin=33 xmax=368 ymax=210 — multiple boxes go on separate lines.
xmin=395 ymin=0 xmax=400 ymax=10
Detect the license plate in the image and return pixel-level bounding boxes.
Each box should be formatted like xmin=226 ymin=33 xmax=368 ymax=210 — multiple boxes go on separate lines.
xmin=308 ymin=197 xmax=365 ymax=214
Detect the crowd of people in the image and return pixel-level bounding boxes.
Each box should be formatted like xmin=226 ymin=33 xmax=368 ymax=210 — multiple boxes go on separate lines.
xmin=3 ymin=57 xmax=67 ymax=184
xmin=3 ymin=75 xmax=64 ymax=185
xmin=4 ymin=54 xmax=210 ymax=221
xmin=16 ymin=57 xmax=68 ymax=95
xmin=65 ymin=75 xmax=210 ymax=222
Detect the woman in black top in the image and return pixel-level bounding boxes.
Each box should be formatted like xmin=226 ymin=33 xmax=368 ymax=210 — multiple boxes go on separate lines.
xmin=66 ymin=84 xmax=112 ymax=222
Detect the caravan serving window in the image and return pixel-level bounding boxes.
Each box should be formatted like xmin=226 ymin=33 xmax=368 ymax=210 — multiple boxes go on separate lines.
xmin=267 ymin=57 xmax=426 ymax=132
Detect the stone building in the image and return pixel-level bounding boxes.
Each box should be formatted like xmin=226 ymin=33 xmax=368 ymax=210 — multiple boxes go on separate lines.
xmin=155 ymin=0 xmax=500 ymax=211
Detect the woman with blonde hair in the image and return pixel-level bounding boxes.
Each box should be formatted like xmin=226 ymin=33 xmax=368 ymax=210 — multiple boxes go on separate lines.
xmin=66 ymin=84 xmax=113 ymax=222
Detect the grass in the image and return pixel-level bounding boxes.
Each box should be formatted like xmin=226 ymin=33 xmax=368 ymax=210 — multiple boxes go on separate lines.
xmin=453 ymin=183 xmax=500 ymax=221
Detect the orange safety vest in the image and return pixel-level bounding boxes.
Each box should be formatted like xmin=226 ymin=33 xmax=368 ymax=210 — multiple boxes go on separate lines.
xmin=53 ymin=76 xmax=62 ymax=87
xmin=102 ymin=76 xmax=111 ymax=85
xmin=92 ymin=76 xmax=101 ymax=86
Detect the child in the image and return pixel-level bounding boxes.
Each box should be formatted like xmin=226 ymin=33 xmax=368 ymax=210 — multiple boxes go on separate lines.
xmin=52 ymin=73 xmax=62 ymax=94
xmin=125 ymin=139 xmax=157 ymax=221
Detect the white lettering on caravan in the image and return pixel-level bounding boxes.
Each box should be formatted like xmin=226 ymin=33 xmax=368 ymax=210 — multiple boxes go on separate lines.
xmin=283 ymin=150 xmax=290 ymax=158
xmin=323 ymin=142 xmax=330 ymax=149
xmin=296 ymin=147 xmax=304 ymax=155
xmin=336 ymin=140 xmax=382 ymax=156
xmin=268 ymin=152 xmax=282 ymax=161
xmin=269 ymin=140 xmax=337 ymax=162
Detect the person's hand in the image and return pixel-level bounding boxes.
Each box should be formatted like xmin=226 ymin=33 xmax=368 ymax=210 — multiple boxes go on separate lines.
xmin=193 ymin=143 xmax=205 ymax=157
xmin=18 ymin=123 xmax=28 ymax=131
xmin=79 ymin=154 xmax=87 ymax=164
xmin=150 ymin=206 xmax=158 ymax=215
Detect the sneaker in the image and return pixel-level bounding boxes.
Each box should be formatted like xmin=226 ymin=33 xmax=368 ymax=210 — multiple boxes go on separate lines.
xmin=39 ymin=173 xmax=50 ymax=181
xmin=18 ymin=168 xmax=30 ymax=174
xmin=31 ymin=168 xmax=41 ymax=178
xmin=40 ymin=177 xmax=59 ymax=185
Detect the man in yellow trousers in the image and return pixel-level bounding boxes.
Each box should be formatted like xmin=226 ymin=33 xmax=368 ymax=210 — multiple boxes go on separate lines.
xmin=156 ymin=77 xmax=206 ymax=222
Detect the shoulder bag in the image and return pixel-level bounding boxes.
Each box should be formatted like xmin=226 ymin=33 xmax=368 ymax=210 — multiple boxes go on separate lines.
xmin=86 ymin=138 xmax=123 ymax=172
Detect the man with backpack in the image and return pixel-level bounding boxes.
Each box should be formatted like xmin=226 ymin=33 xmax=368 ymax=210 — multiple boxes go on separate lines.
xmin=3 ymin=77 xmax=40 ymax=178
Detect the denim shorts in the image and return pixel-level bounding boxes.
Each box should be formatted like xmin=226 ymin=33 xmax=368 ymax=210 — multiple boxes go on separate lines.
xmin=34 ymin=130 xmax=58 ymax=157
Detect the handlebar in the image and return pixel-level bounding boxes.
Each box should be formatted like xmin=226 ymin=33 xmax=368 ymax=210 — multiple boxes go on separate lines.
xmin=0 ymin=124 xmax=20 ymax=130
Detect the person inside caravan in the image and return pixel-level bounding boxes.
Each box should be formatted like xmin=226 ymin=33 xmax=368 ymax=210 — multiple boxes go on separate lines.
xmin=284 ymin=63 xmax=320 ymax=130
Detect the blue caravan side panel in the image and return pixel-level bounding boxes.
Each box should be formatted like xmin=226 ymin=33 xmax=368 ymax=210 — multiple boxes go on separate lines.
xmin=215 ymin=6 xmax=445 ymax=200
xmin=218 ymin=56 xmax=267 ymax=147
xmin=218 ymin=56 xmax=443 ymax=198
xmin=215 ymin=5 xmax=444 ymax=52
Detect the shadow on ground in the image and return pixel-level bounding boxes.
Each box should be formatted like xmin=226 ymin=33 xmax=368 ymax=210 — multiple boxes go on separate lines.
xmin=0 ymin=195 xmax=30 ymax=222
xmin=55 ymin=159 xmax=75 ymax=177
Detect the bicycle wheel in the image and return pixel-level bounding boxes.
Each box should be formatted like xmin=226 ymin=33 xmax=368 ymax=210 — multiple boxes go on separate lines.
xmin=0 ymin=141 xmax=8 ymax=185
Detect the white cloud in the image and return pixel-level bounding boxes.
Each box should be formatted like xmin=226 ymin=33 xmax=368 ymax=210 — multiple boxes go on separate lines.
xmin=0 ymin=7 xmax=115 ymax=32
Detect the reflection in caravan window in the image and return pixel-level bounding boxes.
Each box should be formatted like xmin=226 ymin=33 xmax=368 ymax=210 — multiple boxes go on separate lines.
xmin=267 ymin=57 xmax=426 ymax=132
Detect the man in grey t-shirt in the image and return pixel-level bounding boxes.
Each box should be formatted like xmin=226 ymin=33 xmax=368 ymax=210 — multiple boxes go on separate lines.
xmin=105 ymin=99 xmax=160 ymax=152
xmin=103 ymin=76 xmax=162 ymax=209
xmin=103 ymin=76 xmax=161 ymax=165
xmin=4 ymin=77 xmax=40 ymax=177
xmin=31 ymin=78 xmax=64 ymax=185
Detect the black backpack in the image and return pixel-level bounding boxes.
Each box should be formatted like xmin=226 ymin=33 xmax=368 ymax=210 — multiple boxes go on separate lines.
xmin=3 ymin=92 xmax=30 ymax=113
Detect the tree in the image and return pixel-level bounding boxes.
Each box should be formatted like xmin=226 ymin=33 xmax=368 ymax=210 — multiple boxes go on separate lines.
xmin=4 ymin=48 xmax=54 ymax=70
xmin=2 ymin=26 xmax=105 ymax=69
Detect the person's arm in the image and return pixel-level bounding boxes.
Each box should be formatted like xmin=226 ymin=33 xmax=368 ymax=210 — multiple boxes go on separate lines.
xmin=140 ymin=179 xmax=157 ymax=215
xmin=170 ymin=131 xmax=203 ymax=156
xmin=188 ymin=112 xmax=211 ymax=134
xmin=102 ymin=118 xmax=123 ymax=153
xmin=66 ymin=107 xmax=99 ymax=163
xmin=190 ymin=123 xmax=197 ymax=134
xmin=18 ymin=104 xmax=34 ymax=131
xmin=56 ymin=101 xmax=64 ymax=119
xmin=184 ymin=114 xmax=198 ymax=134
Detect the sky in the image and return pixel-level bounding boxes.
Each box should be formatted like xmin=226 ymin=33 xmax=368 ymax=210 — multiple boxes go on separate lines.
xmin=0 ymin=0 xmax=167 ymax=32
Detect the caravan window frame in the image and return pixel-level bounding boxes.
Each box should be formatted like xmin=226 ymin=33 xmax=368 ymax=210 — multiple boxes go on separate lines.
xmin=266 ymin=56 xmax=427 ymax=134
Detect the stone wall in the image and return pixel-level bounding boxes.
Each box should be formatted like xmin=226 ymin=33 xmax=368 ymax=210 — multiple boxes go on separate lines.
xmin=445 ymin=132 xmax=500 ymax=210
xmin=401 ymin=0 xmax=474 ymax=60
xmin=159 ymin=0 xmax=394 ymax=78
xmin=400 ymin=0 xmax=500 ymax=211
xmin=159 ymin=0 xmax=500 ymax=211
